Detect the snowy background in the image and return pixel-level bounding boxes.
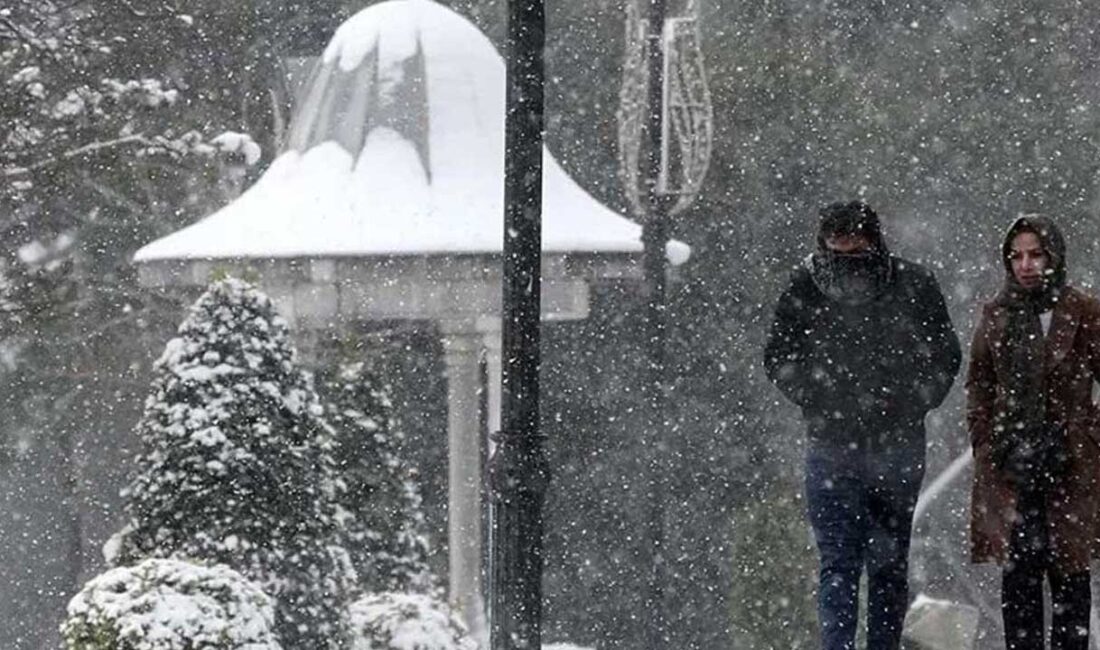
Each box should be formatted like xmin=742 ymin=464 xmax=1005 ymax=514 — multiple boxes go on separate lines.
xmin=5 ymin=0 xmax=1100 ymax=648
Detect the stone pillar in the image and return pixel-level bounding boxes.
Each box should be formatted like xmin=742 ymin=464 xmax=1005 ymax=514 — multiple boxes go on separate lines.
xmin=439 ymin=321 xmax=487 ymax=644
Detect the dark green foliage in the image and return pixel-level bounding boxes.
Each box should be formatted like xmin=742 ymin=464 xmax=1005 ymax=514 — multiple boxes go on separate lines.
xmin=728 ymin=481 xmax=819 ymax=648
xmin=319 ymin=359 xmax=436 ymax=595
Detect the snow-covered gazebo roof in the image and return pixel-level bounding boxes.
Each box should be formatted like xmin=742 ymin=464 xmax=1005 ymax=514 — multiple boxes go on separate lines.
xmin=134 ymin=0 xmax=688 ymax=263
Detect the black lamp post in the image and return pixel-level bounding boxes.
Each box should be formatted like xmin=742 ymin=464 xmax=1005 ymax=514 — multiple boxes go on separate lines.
xmin=641 ymin=0 xmax=671 ymax=646
xmin=490 ymin=0 xmax=547 ymax=648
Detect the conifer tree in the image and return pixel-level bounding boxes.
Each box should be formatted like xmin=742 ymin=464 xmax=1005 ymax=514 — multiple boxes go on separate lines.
xmin=114 ymin=278 xmax=353 ymax=649
xmin=321 ymin=360 xmax=435 ymax=595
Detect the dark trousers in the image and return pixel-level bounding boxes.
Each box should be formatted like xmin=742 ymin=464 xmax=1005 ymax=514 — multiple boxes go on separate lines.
xmin=1002 ymin=485 xmax=1091 ymax=650
xmin=805 ymin=442 xmax=924 ymax=650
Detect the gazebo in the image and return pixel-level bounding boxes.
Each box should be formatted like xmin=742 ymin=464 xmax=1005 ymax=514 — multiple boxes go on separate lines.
xmin=134 ymin=0 xmax=688 ymax=639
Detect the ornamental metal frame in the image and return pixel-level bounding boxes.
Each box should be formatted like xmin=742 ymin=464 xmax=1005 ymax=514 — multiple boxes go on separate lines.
xmin=618 ymin=1 xmax=713 ymax=216
xmin=658 ymin=15 xmax=713 ymax=214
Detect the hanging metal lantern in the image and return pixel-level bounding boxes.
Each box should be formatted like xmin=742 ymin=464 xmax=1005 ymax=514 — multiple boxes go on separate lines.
xmin=617 ymin=0 xmax=713 ymax=218
xmin=658 ymin=12 xmax=713 ymax=215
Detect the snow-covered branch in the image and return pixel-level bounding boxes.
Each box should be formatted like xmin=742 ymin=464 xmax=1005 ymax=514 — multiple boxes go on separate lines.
xmin=115 ymin=0 xmax=179 ymax=20
xmin=2 ymin=134 xmax=153 ymax=178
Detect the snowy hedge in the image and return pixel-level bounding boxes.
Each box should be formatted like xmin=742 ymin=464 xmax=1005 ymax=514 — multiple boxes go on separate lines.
xmin=61 ymin=558 xmax=280 ymax=650
xmin=349 ymin=592 xmax=475 ymax=650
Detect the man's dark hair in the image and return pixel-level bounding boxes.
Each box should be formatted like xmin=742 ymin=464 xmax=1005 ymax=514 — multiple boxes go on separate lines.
xmin=818 ymin=200 xmax=881 ymax=241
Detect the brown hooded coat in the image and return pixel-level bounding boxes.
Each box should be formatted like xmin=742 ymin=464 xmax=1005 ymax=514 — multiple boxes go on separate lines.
xmin=967 ymin=217 xmax=1100 ymax=572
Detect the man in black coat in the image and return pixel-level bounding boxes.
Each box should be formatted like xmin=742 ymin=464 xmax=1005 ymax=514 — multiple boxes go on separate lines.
xmin=764 ymin=200 xmax=961 ymax=650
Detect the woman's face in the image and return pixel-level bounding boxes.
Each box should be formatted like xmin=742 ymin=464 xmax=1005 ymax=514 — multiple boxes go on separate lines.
xmin=1009 ymin=231 xmax=1048 ymax=289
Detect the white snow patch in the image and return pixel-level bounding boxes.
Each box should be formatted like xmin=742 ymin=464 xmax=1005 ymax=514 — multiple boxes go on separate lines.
xmin=101 ymin=524 xmax=131 ymax=564
xmin=9 ymin=66 xmax=41 ymax=85
xmin=62 ymin=558 xmax=280 ymax=649
xmin=17 ymin=241 xmax=47 ymax=265
xmin=350 ymin=592 xmax=474 ymax=650
xmin=212 ymin=131 xmax=263 ymax=166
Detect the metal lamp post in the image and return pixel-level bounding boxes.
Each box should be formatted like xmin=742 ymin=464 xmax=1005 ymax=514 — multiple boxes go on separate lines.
xmin=619 ymin=0 xmax=713 ymax=646
xmin=642 ymin=0 xmax=672 ymax=646
xmin=490 ymin=0 xmax=547 ymax=648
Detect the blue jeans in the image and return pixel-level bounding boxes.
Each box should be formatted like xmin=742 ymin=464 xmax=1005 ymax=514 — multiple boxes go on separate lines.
xmin=805 ymin=442 xmax=925 ymax=650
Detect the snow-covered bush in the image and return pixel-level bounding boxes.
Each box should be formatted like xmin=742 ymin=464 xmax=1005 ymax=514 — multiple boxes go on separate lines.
xmin=61 ymin=558 xmax=280 ymax=650
xmin=349 ymin=592 xmax=474 ymax=650
xmin=320 ymin=361 xmax=435 ymax=595
xmin=113 ymin=278 xmax=353 ymax=649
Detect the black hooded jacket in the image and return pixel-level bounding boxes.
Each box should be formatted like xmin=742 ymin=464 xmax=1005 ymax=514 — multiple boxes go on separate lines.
xmin=764 ymin=249 xmax=962 ymax=448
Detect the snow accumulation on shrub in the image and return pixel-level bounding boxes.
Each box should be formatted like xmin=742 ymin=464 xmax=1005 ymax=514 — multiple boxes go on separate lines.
xmin=61 ymin=558 xmax=280 ymax=650
xmin=349 ymin=592 xmax=475 ymax=650
xmin=114 ymin=278 xmax=353 ymax=648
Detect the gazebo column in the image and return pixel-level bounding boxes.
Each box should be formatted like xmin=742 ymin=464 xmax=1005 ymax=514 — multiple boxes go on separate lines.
xmin=477 ymin=317 xmax=503 ymax=439
xmin=439 ymin=320 xmax=487 ymax=642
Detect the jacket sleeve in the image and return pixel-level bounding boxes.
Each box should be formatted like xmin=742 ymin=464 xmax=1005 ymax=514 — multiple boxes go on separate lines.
xmin=915 ymin=271 xmax=962 ymax=411
xmin=1080 ymin=297 xmax=1100 ymax=449
xmin=1083 ymin=297 xmax=1100 ymax=384
xmin=965 ymin=305 xmax=997 ymax=451
xmin=763 ymin=277 xmax=815 ymax=409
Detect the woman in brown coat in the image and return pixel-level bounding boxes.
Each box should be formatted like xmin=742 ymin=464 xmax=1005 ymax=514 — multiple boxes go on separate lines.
xmin=967 ymin=215 xmax=1100 ymax=649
